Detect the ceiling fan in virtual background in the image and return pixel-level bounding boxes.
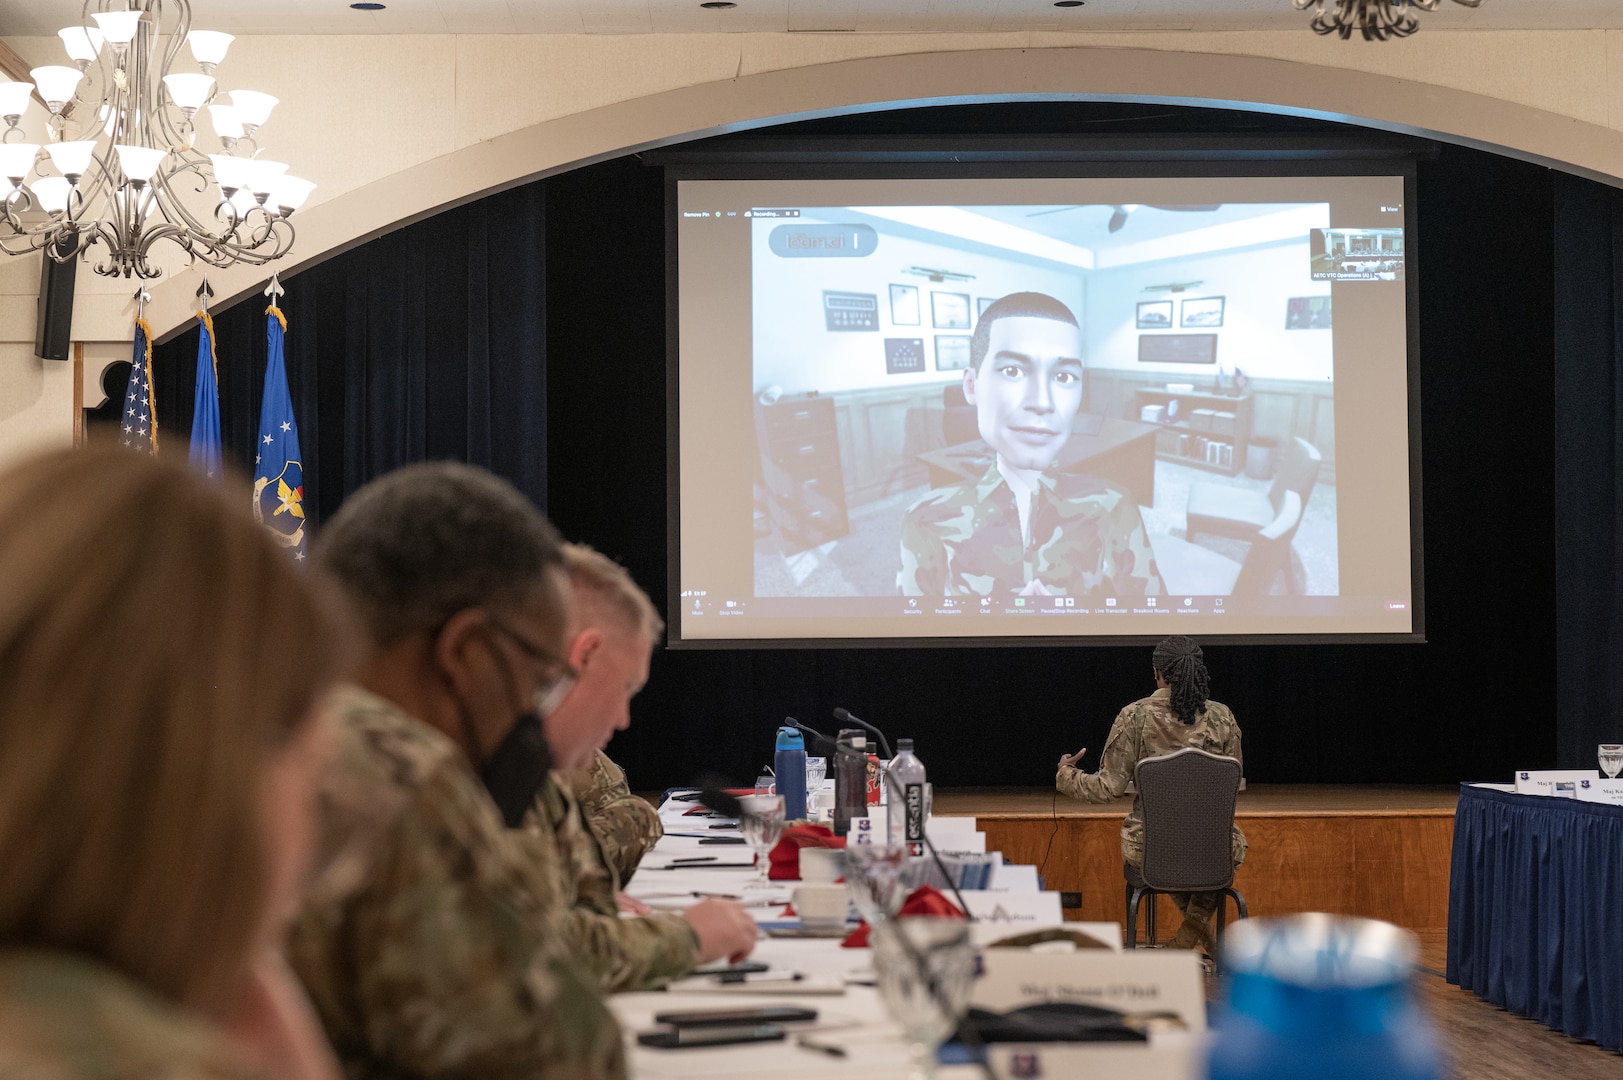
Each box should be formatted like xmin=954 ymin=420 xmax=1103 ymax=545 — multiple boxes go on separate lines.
xmin=0 ymin=1 xmax=313 ymax=279
xmin=1293 ymin=0 xmax=1485 ymax=41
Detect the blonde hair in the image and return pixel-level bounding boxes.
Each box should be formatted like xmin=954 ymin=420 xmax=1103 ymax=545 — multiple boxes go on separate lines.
xmin=563 ymin=543 xmax=663 ymax=641
xmin=0 ymin=448 xmax=348 ymax=1015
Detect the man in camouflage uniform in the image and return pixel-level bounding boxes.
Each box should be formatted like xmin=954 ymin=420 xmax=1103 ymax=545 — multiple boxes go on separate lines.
xmin=899 ymin=291 xmax=1160 ymax=601
xmin=1056 ymin=636 xmax=1244 ymax=955
xmin=520 ymin=544 xmax=757 ymax=993
xmin=566 ymin=750 xmax=662 ymax=887
xmin=286 ymin=464 xmax=625 ymax=1080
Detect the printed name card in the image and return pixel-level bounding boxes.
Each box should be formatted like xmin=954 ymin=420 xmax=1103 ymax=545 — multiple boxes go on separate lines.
xmin=986 ymin=863 xmax=1041 ymax=893
xmin=973 ymin=950 xmax=1206 ymax=1031
xmin=987 ymin=1039 xmax=1201 ymax=1080
xmin=1575 ymin=779 xmax=1623 ymax=805
xmin=955 ymin=890 xmax=1064 ymax=926
xmin=1513 ymin=770 xmax=1598 ymax=796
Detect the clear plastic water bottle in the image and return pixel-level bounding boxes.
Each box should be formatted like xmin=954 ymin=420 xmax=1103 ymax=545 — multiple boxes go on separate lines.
xmin=832 ymin=730 xmax=869 ymax=837
xmin=1209 ymin=915 xmax=1445 ymax=1080
xmin=886 ymin=739 xmax=927 ymax=855
xmin=773 ymin=726 xmax=807 ymax=821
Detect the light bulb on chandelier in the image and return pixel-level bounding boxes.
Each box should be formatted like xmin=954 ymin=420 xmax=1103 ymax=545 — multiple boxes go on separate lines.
xmin=0 ymin=1 xmax=308 ymax=280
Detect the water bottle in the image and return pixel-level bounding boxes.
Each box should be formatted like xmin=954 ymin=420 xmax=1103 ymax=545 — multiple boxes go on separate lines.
xmin=832 ymin=729 xmax=869 ymax=837
xmin=1208 ymin=915 xmax=1445 ymax=1080
xmin=886 ymin=739 xmax=927 ymax=854
xmin=773 ymin=726 xmax=807 ymax=821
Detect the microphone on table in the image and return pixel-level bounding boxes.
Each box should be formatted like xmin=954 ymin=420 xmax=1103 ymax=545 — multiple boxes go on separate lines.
xmin=786 ymin=716 xmax=839 ymax=757
xmin=832 ymin=707 xmax=892 ymax=760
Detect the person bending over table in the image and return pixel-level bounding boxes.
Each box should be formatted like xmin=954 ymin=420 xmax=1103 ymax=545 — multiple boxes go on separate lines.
xmin=517 ymin=542 xmax=757 ymax=992
xmin=1055 ymin=635 xmax=1246 ymax=955
xmin=0 ymin=449 xmax=346 ymax=1080
xmin=286 ymin=463 xmax=625 ymax=1080
xmin=898 ymin=291 xmax=1161 ymax=601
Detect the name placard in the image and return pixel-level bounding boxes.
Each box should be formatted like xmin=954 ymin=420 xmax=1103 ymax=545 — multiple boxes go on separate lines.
xmin=986 ymin=1040 xmax=1201 ymax=1080
xmin=1513 ymin=770 xmax=1598 ymax=796
xmin=955 ymin=890 xmax=1063 ymax=926
xmin=1574 ymin=779 xmax=1623 ymax=805
xmin=973 ymin=950 xmax=1206 ymax=1031
xmin=986 ymin=863 xmax=1040 ymax=893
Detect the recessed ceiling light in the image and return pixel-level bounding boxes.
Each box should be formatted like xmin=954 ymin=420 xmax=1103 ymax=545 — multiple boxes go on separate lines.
xmin=1053 ymin=1 xmax=1085 ymax=6
xmin=350 ymin=2 xmax=386 ymax=9
xmin=700 ymin=2 xmax=737 ymax=8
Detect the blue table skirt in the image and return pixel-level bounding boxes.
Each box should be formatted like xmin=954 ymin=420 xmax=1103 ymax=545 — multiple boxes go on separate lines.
xmin=1447 ymin=783 xmax=1623 ymax=1051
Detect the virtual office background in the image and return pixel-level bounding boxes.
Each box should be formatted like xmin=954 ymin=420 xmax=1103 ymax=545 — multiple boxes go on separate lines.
xmin=80 ymin=98 xmax=1593 ymax=791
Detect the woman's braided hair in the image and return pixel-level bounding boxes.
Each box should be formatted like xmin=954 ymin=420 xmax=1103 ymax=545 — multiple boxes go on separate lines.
xmin=1152 ymin=635 xmax=1209 ymax=726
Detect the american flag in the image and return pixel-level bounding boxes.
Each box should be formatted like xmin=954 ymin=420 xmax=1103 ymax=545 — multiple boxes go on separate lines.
xmin=120 ymin=318 xmax=157 ymax=453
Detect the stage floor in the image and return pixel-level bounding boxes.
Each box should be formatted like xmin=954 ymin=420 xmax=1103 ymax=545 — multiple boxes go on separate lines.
xmin=934 ymin=784 xmax=1459 ymax=817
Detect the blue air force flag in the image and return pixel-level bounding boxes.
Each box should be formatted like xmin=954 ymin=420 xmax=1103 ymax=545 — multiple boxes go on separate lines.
xmin=253 ymin=305 xmax=308 ymax=561
xmin=120 ymin=317 xmax=157 ymax=453
xmin=188 ymin=312 xmax=223 ymax=480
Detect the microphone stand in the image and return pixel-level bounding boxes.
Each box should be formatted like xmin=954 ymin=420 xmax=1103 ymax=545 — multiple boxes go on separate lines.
xmin=832 ymin=706 xmax=893 ymax=760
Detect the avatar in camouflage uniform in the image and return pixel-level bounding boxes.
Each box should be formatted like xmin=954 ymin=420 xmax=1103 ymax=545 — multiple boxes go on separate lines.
xmin=286 ymin=687 xmax=624 ymax=1080
xmin=0 ymin=951 xmax=261 ymax=1080
xmin=1056 ymin=637 xmax=1244 ymax=954
xmin=899 ymin=290 xmax=1161 ymax=601
xmin=522 ymin=768 xmax=699 ymax=992
xmin=899 ymin=464 xmax=1160 ymax=599
xmin=566 ymin=750 xmax=663 ymax=886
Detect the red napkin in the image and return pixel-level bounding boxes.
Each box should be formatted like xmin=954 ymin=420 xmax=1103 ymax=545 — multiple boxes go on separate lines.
xmin=767 ymin=823 xmax=846 ymax=881
xmin=840 ymin=885 xmax=966 ymax=947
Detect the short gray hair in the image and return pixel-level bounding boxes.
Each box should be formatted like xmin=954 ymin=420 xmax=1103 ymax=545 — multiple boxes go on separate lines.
xmin=316 ymin=462 xmax=565 ymax=646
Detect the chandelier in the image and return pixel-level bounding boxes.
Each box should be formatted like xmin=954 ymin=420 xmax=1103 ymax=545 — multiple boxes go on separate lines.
xmin=0 ymin=1 xmax=313 ymax=279
xmin=1293 ymin=0 xmax=1484 ymax=41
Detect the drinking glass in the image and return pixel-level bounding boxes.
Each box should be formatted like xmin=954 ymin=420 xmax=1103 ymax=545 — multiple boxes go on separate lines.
xmin=805 ymin=756 xmax=828 ymax=820
xmin=738 ymin=793 xmax=785 ymax=890
xmin=1599 ymin=744 xmax=1623 ymax=779
xmin=871 ymin=916 xmax=977 ymax=1080
xmin=841 ymin=843 xmax=909 ymax=925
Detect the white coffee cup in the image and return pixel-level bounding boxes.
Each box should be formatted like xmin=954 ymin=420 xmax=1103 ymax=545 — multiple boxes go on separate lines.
xmin=799 ymin=847 xmax=841 ymax=884
xmin=793 ymin=884 xmax=849 ymax=932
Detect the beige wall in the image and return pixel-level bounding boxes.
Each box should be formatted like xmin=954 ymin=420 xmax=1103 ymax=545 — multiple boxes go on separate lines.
xmin=2 ymin=28 xmax=1621 ymax=457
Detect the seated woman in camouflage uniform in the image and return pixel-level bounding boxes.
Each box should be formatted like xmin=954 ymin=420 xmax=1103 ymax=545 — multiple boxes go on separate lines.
xmin=1055 ymin=635 xmax=1245 ymax=955
xmin=0 ymin=449 xmax=348 ymax=1080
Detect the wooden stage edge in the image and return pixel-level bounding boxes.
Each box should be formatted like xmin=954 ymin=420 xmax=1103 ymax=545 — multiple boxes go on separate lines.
xmin=933 ymin=785 xmax=1459 ymax=936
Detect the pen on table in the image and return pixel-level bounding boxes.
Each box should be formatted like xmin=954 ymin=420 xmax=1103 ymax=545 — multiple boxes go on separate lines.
xmin=668 ymin=856 xmax=718 ymax=864
xmin=717 ymin=970 xmax=804 ymax=984
xmin=795 ymin=1036 xmax=847 ymax=1058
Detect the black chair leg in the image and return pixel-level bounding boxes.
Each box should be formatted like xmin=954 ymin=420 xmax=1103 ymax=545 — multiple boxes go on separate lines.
xmin=1126 ymin=888 xmax=1141 ymax=949
xmin=1227 ymin=887 xmax=1248 ymax=920
xmin=1146 ymin=890 xmax=1157 ymax=946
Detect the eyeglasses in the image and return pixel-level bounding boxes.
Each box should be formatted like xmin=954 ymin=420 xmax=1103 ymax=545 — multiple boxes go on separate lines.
xmin=486 ymin=615 xmax=577 ymax=709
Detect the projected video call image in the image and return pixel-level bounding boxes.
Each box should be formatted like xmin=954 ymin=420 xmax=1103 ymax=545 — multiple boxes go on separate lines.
xmin=749 ymin=202 xmax=1341 ymax=609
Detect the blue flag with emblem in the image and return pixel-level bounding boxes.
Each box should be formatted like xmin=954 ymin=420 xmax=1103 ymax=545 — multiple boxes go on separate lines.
xmin=119 ymin=316 xmax=157 ymax=453
xmin=254 ymin=304 xmax=308 ymax=561
xmin=188 ymin=312 xmax=223 ymax=479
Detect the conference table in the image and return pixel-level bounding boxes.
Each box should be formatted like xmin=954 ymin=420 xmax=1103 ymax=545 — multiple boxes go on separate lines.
xmin=611 ymin=798 xmax=1206 ymax=1079
xmin=1447 ymin=783 xmax=1623 ymax=1052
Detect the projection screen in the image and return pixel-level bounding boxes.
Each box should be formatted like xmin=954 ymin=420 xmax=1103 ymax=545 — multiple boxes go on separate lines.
xmin=672 ymin=171 xmax=1418 ymax=645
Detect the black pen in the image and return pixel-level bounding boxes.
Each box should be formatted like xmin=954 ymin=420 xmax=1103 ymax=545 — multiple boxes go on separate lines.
xmin=796 ymin=1036 xmax=847 ymax=1058
xmin=669 ymin=856 xmax=718 ymax=864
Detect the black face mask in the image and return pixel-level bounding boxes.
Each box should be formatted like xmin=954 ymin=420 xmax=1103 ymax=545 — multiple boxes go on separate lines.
xmin=479 ymin=709 xmax=553 ymax=828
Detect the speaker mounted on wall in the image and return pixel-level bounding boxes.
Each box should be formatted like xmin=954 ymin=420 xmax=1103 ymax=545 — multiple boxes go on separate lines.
xmin=34 ymin=238 xmax=79 ymax=362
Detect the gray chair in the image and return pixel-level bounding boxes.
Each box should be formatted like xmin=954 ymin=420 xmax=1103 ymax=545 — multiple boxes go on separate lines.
xmin=1124 ymin=747 xmax=1248 ymax=957
xmin=1186 ymin=436 xmax=1321 ymax=542
xmin=1150 ymin=491 xmax=1302 ymax=597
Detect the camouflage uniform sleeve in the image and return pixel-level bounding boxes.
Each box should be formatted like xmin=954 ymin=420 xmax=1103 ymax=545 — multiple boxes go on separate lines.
xmin=1097 ymin=486 xmax=1161 ymax=597
xmin=568 ymin=751 xmax=662 ymax=885
xmin=1056 ymin=706 xmax=1138 ymax=803
xmin=898 ymin=498 xmax=950 ymax=596
xmin=291 ymin=760 xmax=626 ymax=1080
xmin=1217 ymin=705 xmax=1248 ymax=867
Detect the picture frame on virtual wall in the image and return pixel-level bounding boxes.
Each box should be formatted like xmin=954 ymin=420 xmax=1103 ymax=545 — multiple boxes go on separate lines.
xmin=1137 ymin=300 xmax=1174 ymax=329
xmin=1180 ymin=296 xmax=1225 ymax=328
xmin=890 ymin=283 xmax=920 ymax=326
xmin=1285 ymin=295 xmax=1332 ymax=330
xmin=932 ymin=291 xmax=971 ymax=330
xmin=935 ymin=335 xmax=973 ymax=371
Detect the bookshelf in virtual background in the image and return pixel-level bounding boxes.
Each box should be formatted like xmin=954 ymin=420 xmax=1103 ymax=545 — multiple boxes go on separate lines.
xmin=1132 ymin=388 xmax=1254 ymax=477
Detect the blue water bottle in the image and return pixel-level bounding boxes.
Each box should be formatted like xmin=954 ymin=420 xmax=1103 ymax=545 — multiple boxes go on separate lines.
xmin=1209 ymin=915 xmax=1445 ymax=1080
xmin=774 ymin=726 xmax=807 ymax=821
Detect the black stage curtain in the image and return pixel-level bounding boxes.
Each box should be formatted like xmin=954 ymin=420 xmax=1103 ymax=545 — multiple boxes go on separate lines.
xmin=152 ymin=183 xmax=547 ymax=524
xmin=1553 ymin=175 xmax=1623 ymax=769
